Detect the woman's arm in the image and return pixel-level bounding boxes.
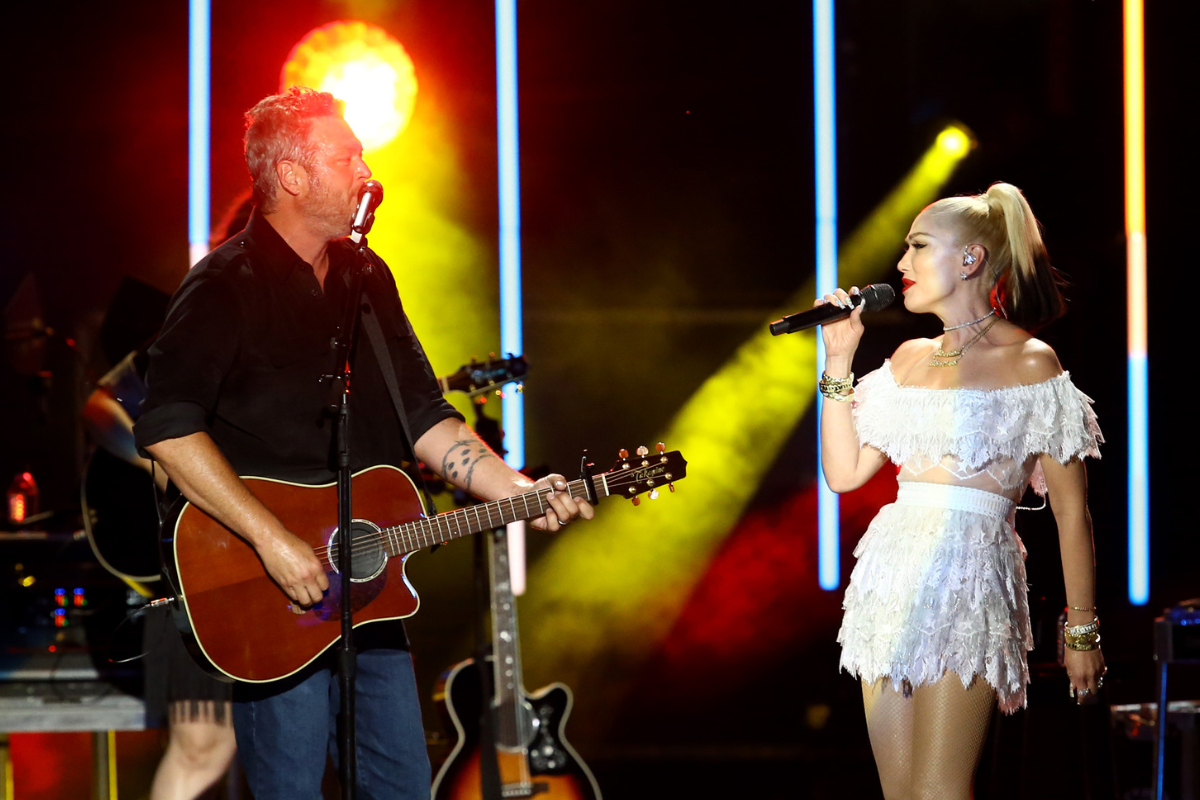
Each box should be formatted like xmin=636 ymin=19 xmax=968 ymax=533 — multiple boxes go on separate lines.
xmin=1040 ymin=454 xmax=1106 ymax=697
xmin=817 ymin=288 xmax=890 ymax=492
xmin=819 ymin=353 xmax=888 ymax=492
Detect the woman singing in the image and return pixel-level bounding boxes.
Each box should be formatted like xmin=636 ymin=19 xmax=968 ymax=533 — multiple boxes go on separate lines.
xmin=818 ymin=183 xmax=1106 ymax=797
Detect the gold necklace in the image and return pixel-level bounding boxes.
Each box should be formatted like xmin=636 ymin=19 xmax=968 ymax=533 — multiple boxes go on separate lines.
xmin=930 ymin=317 xmax=1000 ymax=367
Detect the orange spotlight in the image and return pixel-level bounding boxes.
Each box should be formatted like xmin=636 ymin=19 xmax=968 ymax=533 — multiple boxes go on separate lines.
xmin=282 ymin=21 xmax=418 ymax=152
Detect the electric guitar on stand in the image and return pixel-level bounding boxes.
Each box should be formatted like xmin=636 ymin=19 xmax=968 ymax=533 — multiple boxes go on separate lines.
xmin=431 ymin=513 xmax=603 ymax=800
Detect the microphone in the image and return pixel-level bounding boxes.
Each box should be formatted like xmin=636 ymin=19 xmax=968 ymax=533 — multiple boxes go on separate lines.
xmin=349 ymin=180 xmax=384 ymax=244
xmin=769 ymin=283 xmax=896 ymax=336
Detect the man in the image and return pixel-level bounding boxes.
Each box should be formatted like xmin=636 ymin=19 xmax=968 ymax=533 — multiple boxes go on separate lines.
xmin=133 ymin=87 xmax=592 ymax=799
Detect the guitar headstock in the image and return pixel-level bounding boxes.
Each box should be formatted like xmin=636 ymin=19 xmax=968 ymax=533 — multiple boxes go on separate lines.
xmin=601 ymin=443 xmax=687 ymax=506
xmin=441 ymin=353 xmax=528 ymax=398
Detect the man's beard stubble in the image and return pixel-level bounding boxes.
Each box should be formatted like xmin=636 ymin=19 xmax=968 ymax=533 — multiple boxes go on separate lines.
xmin=303 ymin=174 xmax=355 ymax=240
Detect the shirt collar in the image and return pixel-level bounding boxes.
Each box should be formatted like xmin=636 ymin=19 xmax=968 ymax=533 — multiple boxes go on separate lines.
xmin=242 ymin=206 xmax=312 ymax=280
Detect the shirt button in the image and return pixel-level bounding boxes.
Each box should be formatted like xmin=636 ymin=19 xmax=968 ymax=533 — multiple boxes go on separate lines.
xmin=311 ymin=289 xmax=320 ymax=297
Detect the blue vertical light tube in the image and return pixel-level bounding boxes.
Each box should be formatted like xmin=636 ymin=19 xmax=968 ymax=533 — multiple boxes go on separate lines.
xmin=189 ymin=0 xmax=211 ymax=267
xmin=1128 ymin=356 xmax=1149 ymax=604
xmin=813 ymin=0 xmax=839 ymax=591
xmin=496 ymin=0 xmax=524 ymax=470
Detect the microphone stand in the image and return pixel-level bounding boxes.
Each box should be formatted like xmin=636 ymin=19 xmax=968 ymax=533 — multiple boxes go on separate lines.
xmin=327 ymin=216 xmax=375 ymax=800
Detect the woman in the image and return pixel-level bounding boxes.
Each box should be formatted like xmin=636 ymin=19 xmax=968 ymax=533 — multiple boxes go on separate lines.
xmin=817 ymin=183 xmax=1105 ymax=797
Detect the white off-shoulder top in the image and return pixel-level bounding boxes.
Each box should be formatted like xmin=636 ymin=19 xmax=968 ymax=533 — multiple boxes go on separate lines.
xmin=852 ymin=360 xmax=1104 ymax=500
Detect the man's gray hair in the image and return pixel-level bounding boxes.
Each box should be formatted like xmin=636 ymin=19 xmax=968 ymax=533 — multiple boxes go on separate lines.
xmin=244 ymin=87 xmax=344 ymax=212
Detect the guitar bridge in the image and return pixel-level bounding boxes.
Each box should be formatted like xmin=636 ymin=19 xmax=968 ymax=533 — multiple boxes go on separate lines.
xmin=500 ymin=782 xmax=549 ymax=798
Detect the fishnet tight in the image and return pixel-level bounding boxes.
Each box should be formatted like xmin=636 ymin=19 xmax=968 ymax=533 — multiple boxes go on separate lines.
xmin=861 ymin=674 xmax=996 ymax=800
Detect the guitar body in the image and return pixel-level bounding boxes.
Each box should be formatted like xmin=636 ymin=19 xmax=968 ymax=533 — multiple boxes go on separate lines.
xmin=82 ymin=448 xmax=162 ymax=583
xmin=433 ymin=657 xmax=602 ymax=800
xmin=165 ymin=465 xmax=425 ymax=683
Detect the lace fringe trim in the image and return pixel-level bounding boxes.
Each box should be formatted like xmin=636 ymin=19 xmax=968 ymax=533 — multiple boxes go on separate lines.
xmin=852 ymin=361 xmax=1103 ymax=494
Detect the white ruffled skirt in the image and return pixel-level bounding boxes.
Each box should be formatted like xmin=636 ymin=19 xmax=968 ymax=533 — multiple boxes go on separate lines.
xmin=837 ymin=482 xmax=1032 ymax=713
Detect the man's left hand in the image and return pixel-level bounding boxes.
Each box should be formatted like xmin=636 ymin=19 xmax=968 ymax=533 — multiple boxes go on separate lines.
xmin=525 ymin=474 xmax=594 ymax=532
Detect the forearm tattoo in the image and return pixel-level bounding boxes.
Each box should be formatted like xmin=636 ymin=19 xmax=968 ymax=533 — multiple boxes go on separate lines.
xmin=440 ymin=439 xmax=496 ymax=493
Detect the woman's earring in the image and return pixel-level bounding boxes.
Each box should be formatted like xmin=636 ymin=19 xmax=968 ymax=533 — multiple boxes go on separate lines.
xmin=963 ymin=249 xmax=977 ymax=266
xmin=960 ymin=272 xmax=969 ymax=280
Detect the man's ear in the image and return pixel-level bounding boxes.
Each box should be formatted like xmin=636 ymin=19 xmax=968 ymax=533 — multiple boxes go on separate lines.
xmin=276 ymin=160 xmax=307 ymax=198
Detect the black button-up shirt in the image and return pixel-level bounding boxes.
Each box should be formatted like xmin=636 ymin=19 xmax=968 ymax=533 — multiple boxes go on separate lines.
xmin=134 ymin=208 xmax=462 ymax=483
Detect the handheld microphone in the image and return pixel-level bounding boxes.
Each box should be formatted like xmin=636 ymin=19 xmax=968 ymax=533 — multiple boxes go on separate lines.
xmin=769 ymin=283 xmax=896 ymax=336
xmin=350 ymin=180 xmax=384 ymax=244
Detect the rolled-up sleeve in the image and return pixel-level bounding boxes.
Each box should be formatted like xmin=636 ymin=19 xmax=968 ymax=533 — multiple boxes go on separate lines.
xmin=394 ymin=310 xmax=465 ymax=442
xmin=134 ymin=268 xmax=242 ymax=454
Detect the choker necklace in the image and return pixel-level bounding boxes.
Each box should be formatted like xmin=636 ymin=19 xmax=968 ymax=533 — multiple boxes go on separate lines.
xmin=930 ymin=316 xmax=1001 ymax=367
xmin=943 ymin=309 xmax=996 ymax=332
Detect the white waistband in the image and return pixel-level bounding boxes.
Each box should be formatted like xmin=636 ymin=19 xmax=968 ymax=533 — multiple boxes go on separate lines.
xmin=895 ymin=482 xmax=1016 ymax=520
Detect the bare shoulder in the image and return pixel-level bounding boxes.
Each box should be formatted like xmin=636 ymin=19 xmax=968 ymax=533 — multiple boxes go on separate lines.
xmin=888 ymin=338 xmax=936 ymax=376
xmin=1014 ymin=337 xmax=1064 ymax=384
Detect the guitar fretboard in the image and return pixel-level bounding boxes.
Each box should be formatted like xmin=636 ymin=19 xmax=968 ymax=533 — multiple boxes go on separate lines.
xmin=378 ymin=479 xmax=592 ymax=557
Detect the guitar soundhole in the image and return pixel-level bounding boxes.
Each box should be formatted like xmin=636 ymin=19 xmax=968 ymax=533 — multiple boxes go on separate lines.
xmin=327 ymin=520 xmax=388 ymax=582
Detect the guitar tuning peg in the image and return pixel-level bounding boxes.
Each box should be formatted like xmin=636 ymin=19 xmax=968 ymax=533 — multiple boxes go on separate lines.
xmin=475 ymin=396 xmax=488 ymax=405
xmin=669 ymin=483 xmax=676 ymax=493
xmin=619 ymin=449 xmax=629 ymax=459
xmin=636 ymin=445 xmax=649 ymax=457
xmin=656 ymin=442 xmax=666 ymax=454
xmin=489 ymin=351 xmax=496 ymax=359
xmin=631 ymin=496 xmax=641 ymax=507
xmin=516 ymin=382 xmax=524 ymax=394
xmin=495 ymin=389 xmax=505 ymax=398
xmin=649 ymin=489 xmax=660 ymax=500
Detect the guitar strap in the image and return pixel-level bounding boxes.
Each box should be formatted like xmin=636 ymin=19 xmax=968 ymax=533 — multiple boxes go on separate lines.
xmin=358 ymin=280 xmax=439 ymax=516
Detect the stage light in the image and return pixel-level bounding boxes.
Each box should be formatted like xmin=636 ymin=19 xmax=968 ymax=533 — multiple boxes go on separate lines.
xmin=496 ymin=0 xmax=526 ymax=591
xmin=813 ymin=0 xmax=839 ymax=592
xmin=282 ymin=21 xmax=418 ymax=152
xmin=515 ymin=126 xmax=973 ymax=718
xmin=1124 ymin=0 xmax=1149 ymax=606
xmin=189 ymin=0 xmax=210 ymax=267
xmin=936 ymin=126 xmax=971 ymax=157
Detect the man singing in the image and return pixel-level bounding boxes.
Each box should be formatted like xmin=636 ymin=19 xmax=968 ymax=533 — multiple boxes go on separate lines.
xmin=133 ymin=87 xmax=592 ymax=799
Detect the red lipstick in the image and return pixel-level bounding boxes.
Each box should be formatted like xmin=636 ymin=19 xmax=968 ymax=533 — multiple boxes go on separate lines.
xmin=901 ymin=277 xmax=915 ymax=292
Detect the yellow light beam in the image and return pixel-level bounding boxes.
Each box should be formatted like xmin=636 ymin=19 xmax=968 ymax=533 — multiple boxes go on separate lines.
xmin=516 ymin=126 xmax=974 ymax=728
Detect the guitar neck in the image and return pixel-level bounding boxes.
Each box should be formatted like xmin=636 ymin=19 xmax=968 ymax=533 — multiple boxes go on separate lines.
xmin=377 ymin=479 xmax=594 ymax=559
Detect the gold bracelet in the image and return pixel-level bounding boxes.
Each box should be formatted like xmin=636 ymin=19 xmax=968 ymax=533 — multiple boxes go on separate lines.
xmin=819 ymin=371 xmax=854 ymax=390
xmin=820 ymin=387 xmax=854 ymax=403
xmin=1064 ymin=634 xmax=1100 ymax=652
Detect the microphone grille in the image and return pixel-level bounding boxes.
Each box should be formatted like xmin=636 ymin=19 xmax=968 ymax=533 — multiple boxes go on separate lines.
xmin=862 ymin=283 xmax=896 ymax=313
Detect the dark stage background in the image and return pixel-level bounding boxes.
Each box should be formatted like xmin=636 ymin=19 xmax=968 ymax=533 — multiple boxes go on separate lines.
xmin=3 ymin=0 xmax=1198 ymax=797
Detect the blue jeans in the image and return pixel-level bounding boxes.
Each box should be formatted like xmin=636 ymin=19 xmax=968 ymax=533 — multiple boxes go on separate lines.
xmin=232 ymin=646 xmax=430 ymax=800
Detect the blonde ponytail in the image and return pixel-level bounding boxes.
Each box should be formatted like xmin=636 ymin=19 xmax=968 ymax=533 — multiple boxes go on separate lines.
xmin=929 ymin=182 xmax=1066 ymax=331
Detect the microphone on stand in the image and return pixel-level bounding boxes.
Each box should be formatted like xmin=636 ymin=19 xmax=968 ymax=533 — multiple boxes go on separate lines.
xmin=769 ymin=283 xmax=896 ymax=336
xmin=349 ymin=180 xmax=384 ymax=245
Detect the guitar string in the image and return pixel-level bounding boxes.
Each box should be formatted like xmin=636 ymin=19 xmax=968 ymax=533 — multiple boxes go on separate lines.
xmin=312 ymin=473 xmax=617 ymax=569
xmin=310 ymin=465 xmax=669 ymax=570
xmin=312 ymin=481 xmax=582 ymax=569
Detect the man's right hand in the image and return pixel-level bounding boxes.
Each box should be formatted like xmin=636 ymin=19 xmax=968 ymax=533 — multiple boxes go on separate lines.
xmin=256 ymin=529 xmax=330 ymax=609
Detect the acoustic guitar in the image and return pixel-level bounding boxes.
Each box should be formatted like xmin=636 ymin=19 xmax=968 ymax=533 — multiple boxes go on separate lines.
xmin=82 ymin=355 xmax=528 ymax=584
xmin=163 ymin=446 xmax=687 ymax=683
